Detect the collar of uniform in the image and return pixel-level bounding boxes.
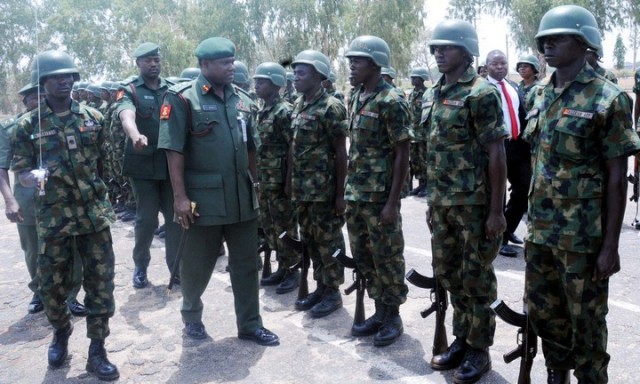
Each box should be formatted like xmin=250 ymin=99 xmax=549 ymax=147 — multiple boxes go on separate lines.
xmin=132 ymin=75 xmax=169 ymax=91
xmin=196 ymin=74 xmax=237 ymax=101
xmin=304 ymin=87 xmax=326 ymax=105
xmin=546 ymin=62 xmax=596 ymax=89
xmin=262 ymin=95 xmax=282 ymax=112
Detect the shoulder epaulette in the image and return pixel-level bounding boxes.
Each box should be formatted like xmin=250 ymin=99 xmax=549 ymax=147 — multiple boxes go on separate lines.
xmin=168 ymin=81 xmax=193 ymax=94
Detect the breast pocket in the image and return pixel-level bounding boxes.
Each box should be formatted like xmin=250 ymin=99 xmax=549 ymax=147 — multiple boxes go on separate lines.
xmin=293 ymin=117 xmax=320 ymax=145
xmin=553 ymin=116 xmax=595 ymax=162
xmin=192 ymin=112 xmax=220 ymax=138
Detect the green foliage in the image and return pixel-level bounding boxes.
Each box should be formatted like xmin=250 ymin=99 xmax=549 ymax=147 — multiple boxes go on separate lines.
xmin=614 ymin=34 xmax=627 ymax=69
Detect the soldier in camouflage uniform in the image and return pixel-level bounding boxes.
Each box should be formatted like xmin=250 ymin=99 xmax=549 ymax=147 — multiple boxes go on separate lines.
xmin=322 ymin=71 xmax=345 ymax=105
xmin=407 ymin=67 xmax=429 ymax=197
xmin=524 ymin=6 xmax=640 ymax=383
xmin=282 ymin=71 xmax=298 ymax=104
xmin=252 ymin=62 xmax=300 ymax=293
xmin=344 ymin=35 xmax=412 ymax=347
xmin=233 ymin=61 xmax=258 ymax=101
xmin=516 ymin=54 xmax=541 ymax=105
xmin=585 ymin=29 xmax=617 ymax=84
xmin=381 ymin=67 xmax=405 ymax=99
xmin=288 ymin=49 xmax=347 ymax=318
xmin=422 ymin=20 xmax=508 ymax=384
xmin=108 ymin=81 xmax=134 ymax=215
xmin=11 ymin=50 xmax=119 ymax=381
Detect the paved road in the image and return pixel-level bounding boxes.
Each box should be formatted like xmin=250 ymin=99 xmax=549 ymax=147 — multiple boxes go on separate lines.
xmin=1 ymin=176 xmax=639 ymax=383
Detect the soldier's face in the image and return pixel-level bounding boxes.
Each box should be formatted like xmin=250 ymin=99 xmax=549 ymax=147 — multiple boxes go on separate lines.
xmin=487 ymin=54 xmax=508 ymax=81
xmin=541 ymin=34 xmax=586 ymax=68
xmin=254 ymin=78 xmax=278 ymax=100
xmin=42 ymin=74 xmax=74 ymax=100
xmin=137 ymin=55 xmax=162 ymax=80
xmin=433 ymin=45 xmax=466 ymax=75
xmin=293 ymin=64 xmax=321 ymax=94
xmin=348 ymin=57 xmax=377 ymax=85
xmin=517 ymin=64 xmax=536 ymax=81
xmin=23 ymin=92 xmax=44 ymax=111
xmin=201 ymin=57 xmax=235 ymax=86
xmin=411 ymin=77 xmax=423 ymax=87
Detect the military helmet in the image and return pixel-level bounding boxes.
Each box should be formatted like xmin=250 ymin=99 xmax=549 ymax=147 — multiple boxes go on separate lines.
xmin=30 ymin=50 xmax=80 ymax=84
xmin=516 ymin=54 xmax=541 ymax=73
xmin=100 ymin=81 xmax=113 ymax=91
xmin=180 ymin=67 xmax=201 ymax=80
xmin=410 ymin=67 xmax=430 ymax=81
xmin=253 ymin=62 xmax=286 ymax=87
xmin=381 ymin=67 xmax=397 ymax=79
xmin=291 ymin=50 xmax=331 ymax=80
xmin=429 ymin=19 xmax=480 ymax=57
xmin=286 ymin=71 xmax=294 ymax=81
xmin=328 ymin=71 xmax=337 ymax=83
xmin=234 ymin=61 xmax=250 ymax=84
xmin=18 ymin=71 xmax=39 ymax=96
xmin=345 ymin=35 xmax=391 ymax=68
xmin=87 ymin=84 xmax=101 ymax=97
xmin=535 ymin=5 xmax=600 ymax=53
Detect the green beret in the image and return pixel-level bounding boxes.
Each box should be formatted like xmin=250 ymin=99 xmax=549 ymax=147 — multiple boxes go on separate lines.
xmin=133 ymin=42 xmax=160 ymax=58
xmin=195 ymin=37 xmax=235 ymax=60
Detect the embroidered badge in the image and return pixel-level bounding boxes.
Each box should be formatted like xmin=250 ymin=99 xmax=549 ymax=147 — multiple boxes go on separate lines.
xmin=66 ymin=135 xmax=77 ymax=150
xmin=300 ymin=113 xmax=316 ymax=121
xmin=202 ymin=84 xmax=211 ymax=93
xmin=562 ymin=108 xmax=593 ymax=119
xmin=29 ymin=129 xmax=56 ymax=140
xmin=143 ymin=95 xmax=155 ymax=100
xmin=160 ymin=105 xmax=172 ymax=120
xmin=360 ymin=111 xmax=379 ymax=119
xmin=443 ymin=99 xmax=464 ymax=107
xmin=202 ymin=104 xmax=217 ymax=112
xmin=79 ymin=119 xmax=100 ymax=132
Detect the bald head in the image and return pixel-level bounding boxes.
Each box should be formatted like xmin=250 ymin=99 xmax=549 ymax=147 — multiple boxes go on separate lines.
xmin=486 ymin=50 xmax=508 ymax=81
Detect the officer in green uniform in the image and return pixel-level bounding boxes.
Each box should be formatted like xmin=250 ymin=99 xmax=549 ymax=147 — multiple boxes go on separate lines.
xmin=344 ymin=35 xmax=412 ymax=346
xmin=288 ymin=49 xmax=348 ymax=318
xmin=252 ymin=62 xmax=300 ymax=293
xmin=515 ymin=54 xmax=541 ymax=104
xmin=11 ymin=50 xmax=119 ymax=381
xmin=422 ymin=20 xmax=508 ymax=383
xmin=407 ymin=67 xmax=429 ymax=197
xmin=117 ymin=42 xmax=180 ymax=289
xmin=158 ymin=37 xmax=279 ymax=346
xmin=524 ymin=6 xmax=640 ymax=383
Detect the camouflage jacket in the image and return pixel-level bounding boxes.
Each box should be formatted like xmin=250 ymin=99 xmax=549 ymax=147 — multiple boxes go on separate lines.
xmin=408 ymin=87 xmax=426 ymax=141
xmin=518 ymin=79 xmax=540 ymax=110
xmin=421 ymin=65 xmax=508 ymax=206
xmin=11 ymin=101 xmax=115 ymax=238
xmin=524 ymin=63 xmax=640 ymax=253
xmin=256 ymin=96 xmax=293 ymax=189
xmin=291 ymin=88 xmax=347 ymax=202
xmin=345 ymin=77 xmax=412 ymax=203
xmin=594 ymin=65 xmax=617 ymax=84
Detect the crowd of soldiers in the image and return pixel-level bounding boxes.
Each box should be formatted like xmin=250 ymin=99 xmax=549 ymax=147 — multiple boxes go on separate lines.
xmin=0 ymin=4 xmax=639 ymax=384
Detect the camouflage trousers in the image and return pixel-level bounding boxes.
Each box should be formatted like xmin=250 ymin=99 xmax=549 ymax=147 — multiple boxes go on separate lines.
xmin=409 ymin=141 xmax=426 ymax=181
xmin=297 ymin=201 xmax=345 ymax=289
xmin=430 ymin=204 xmax=500 ymax=349
xmin=346 ymin=201 xmax=408 ymax=307
xmin=38 ymin=228 xmax=115 ymax=339
xmin=258 ymin=187 xmax=299 ymax=268
xmin=525 ymin=242 xmax=609 ymax=383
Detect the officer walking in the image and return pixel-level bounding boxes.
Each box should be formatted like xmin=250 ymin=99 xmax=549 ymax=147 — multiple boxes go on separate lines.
xmin=422 ymin=20 xmax=508 ymax=383
xmin=11 ymin=50 xmax=119 ymax=381
xmin=524 ymin=6 xmax=640 ymax=383
xmin=158 ymin=37 xmax=279 ymax=346
xmin=344 ymin=35 xmax=412 ymax=346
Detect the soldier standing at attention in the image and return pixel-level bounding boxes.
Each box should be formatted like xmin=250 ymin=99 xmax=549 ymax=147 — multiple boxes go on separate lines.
xmin=407 ymin=67 xmax=429 ymax=198
xmin=253 ymin=62 xmax=300 ymax=293
xmin=525 ymin=6 xmax=640 ymax=383
xmin=515 ymin=54 xmax=541 ymax=103
xmin=158 ymin=37 xmax=279 ymax=346
xmin=422 ymin=20 xmax=507 ymax=383
xmin=117 ymin=43 xmax=180 ymax=289
xmin=322 ymin=71 xmax=345 ymax=105
xmin=287 ymin=49 xmax=348 ymax=318
xmin=344 ymin=35 xmax=412 ymax=346
xmin=282 ymin=71 xmax=297 ymax=104
xmin=11 ymin=50 xmax=119 ymax=381
xmin=585 ymin=32 xmax=618 ymax=84
xmin=381 ymin=67 xmax=405 ymax=99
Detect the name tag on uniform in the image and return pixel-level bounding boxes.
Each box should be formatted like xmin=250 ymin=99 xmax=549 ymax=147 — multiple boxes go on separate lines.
xmin=360 ymin=110 xmax=379 ymax=119
xmin=144 ymin=95 xmax=155 ymax=100
xmin=67 ymin=135 xmax=77 ymax=149
xmin=79 ymin=119 xmax=100 ymax=132
xmin=202 ymin=104 xmax=217 ymax=111
xmin=443 ymin=99 xmax=464 ymax=107
xmin=562 ymin=108 xmax=593 ymax=119
xmin=29 ymin=129 xmax=56 ymax=140
xmin=300 ymin=113 xmax=316 ymax=121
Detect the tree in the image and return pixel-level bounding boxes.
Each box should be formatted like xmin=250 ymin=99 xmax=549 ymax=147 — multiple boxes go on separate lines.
xmin=614 ymin=34 xmax=626 ymax=70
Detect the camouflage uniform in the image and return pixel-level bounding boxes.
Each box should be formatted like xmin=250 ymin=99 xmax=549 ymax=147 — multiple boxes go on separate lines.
xmin=523 ymin=63 xmax=640 ymax=383
xmin=345 ymin=77 xmax=412 ymax=306
xmin=291 ymin=88 xmax=346 ymax=288
xmin=518 ymin=79 xmax=540 ymax=110
xmin=594 ymin=65 xmax=617 ymax=84
xmin=108 ymin=96 xmax=133 ymax=210
xmin=11 ymin=101 xmax=116 ymax=339
xmin=255 ymin=96 xmax=298 ymax=268
xmin=408 ymin=86 xmax=426 ymax=192
xmin=422 ymin=65 xmax=508 ymax=349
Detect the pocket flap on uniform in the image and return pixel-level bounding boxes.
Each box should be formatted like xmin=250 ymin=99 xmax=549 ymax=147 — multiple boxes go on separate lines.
xmin=185 ymin=172 xmax=223 ymax=189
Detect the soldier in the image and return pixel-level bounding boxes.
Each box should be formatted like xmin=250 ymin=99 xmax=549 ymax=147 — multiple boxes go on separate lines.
xmin=252 ymin=62 xmax=300 ymax=293
xmin=77 ymin=81 xmax=89 ymax=104
xmin=11 ymin=50 xmax=119 ymax=380
xmin=158 ymin=37 xmax=279 ymax=346
xmin=233 ymin=61 xmax=257 ymax=101
xmin=344 ymin=35 xmax=412 ymax=346
xmin=322 ymin=71 xmax=345 ymax=105
xmin=422 ymin=20 xmax=507 ymax=383
xmin=585 ymin=35 xmax=618 ymax=84
xmin=287 ymin=49 xmax=348 ymax=318
xmin=282 ymin=71 xmax=297 ymax=104
xmin=407 ymin=67 xmax=429 ymax=198
xmin=525 ymin=6 xmax=640 ymax=383
xmin=515 ymin=54 xmax=541 ymax=104
xmin=381 ymin=67 xmax=405 ymax=99
xmin=116 ymin=42 xmax=180 ymax=289
xmin=477 ymin=62 xmax=488 ymax=78
xmin=86 ymin=84 xmax=102 ymax=109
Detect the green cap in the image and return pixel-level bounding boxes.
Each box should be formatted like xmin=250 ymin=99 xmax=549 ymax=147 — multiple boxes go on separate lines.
xmin=195 ymin=37 xmax=235 ymax=60
xmin=133 ymin=42 xmax=160 ymax=58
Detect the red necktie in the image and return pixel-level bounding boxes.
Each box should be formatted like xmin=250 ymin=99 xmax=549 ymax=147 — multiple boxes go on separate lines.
xmin=499 ymin=81 xmax=518 ymax=140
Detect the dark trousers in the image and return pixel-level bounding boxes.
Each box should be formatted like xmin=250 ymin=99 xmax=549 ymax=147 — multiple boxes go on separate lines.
xmin=504 ymin=154 xmax=532 ymax=236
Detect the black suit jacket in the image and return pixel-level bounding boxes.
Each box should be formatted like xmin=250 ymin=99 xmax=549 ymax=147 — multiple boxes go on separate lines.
xmin=492 ymin=78 xmax=531 ymax=162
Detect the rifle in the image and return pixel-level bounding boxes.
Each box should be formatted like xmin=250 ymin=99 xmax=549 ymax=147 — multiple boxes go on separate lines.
xmin=332 ymin=250 xmax=365 ymax=325
xmin=167 ymin=202 xmax=196 ymax=294
xmin=405 ymin=268 xmax=448 ymax=356
xmin=279 ymin=231 xmax=308 ymax=299
xmin=257 ymin=227 xmax=272 ymax=279
xmin=628 ymin=156 xmax=640 ymax=229
xmin=491 ymin=300 xmax=537 ymax=384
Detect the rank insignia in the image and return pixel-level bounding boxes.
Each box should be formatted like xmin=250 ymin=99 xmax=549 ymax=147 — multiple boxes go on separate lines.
xmin=160 ymin=105 xmax=172 ymax=120
xmin=202 ymin=84 xmax=211 ymax=93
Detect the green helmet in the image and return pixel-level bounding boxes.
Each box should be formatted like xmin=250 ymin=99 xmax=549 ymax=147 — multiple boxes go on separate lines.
xmin=87 ymin=84 xmax=101 ymax=97
xmin=410 ymin=67 xmax=429 ymax=81
xmin=328 ymin=71 xmax=336 ymax=83
xmin=291 ymin=50 xmax=331 ymax=80
xmin=180 ymin=67 xmax=201 ymax=80
xmin=429 ymin=19 xmax=479 ymax=57
xmin=516 ymin=54 xmax=541 ymax=73
xmin=18 ymin=71 xmax=39 ymax=96
xmin=100 ymin=81 xmax=113 ymax=91
xmin=77 ymin=81 xmax=89 ymax=91
xmin=234 ymin=61 xmax=250 ymax=84
xmin=345 ymin=35 xmax=391 ymax=68
xmin=535 ymin=5 xmax=600 ymax=53
xmin=253 ymin=62 xmax=286 ymax=87
xmin=286 ymin=71 xmax=294 ymax=81
xmin=381 ymin=67 xmax=397 ymax=79
xmin=30 ymin=50 xmax=80 ymax=84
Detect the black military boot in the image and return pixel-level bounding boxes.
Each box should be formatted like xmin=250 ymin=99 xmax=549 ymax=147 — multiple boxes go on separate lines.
xmin=373 ymin=305 xmax=403 ymax=346
xmin=86 ymin=339 xmax=120 ymax=381
xmin=275 ymin=269 xmax=300 ymax=294
xmin=295 ymin=281 xmax=325 ymax=311
xmin=431 ymin=337 xmax=467 ymax=370
xmin=310 ymin=287 xmax=343 ymax=318
xmin=351 ymin=300 xmax=386 ymax=337
xmin=453 ymin=347 xmax=491 ymax=384
xmin=48 ymin=323 xmax=73 ymax=368
xmin=260 ymin=267 xmax=286 ymax=286
xmin=547 ymin=368 xmax=570 ymax=384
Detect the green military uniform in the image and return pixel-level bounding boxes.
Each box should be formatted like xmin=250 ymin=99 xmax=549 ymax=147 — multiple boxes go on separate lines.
xmin=116 ymin=51 xmax=180 ymax=278
xmin=158 ymin=68 xmax=264 ymax=333
xmin=408 ymin=85 xmax=426 ymax=194
xmin=109 ymin=85 xmax=134 ymax=211
xmin=291 ymin=87 xmax=347 ymax=289
xmin=594 ymin=64 xmax=618 ymax=84
xmin=422 ymin=65 xmax=508 ymax=349
xmin=524 ymin=62 xmax=640 ymax=382
xmin=518 ymin=79 xmax=540 ymax=110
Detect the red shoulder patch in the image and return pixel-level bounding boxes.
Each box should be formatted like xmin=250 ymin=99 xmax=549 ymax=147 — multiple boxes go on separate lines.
xmin=115 ymin=89 xmax=125 ymax=101
xmin=160 ymin=105 xmax=172 ymax=120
